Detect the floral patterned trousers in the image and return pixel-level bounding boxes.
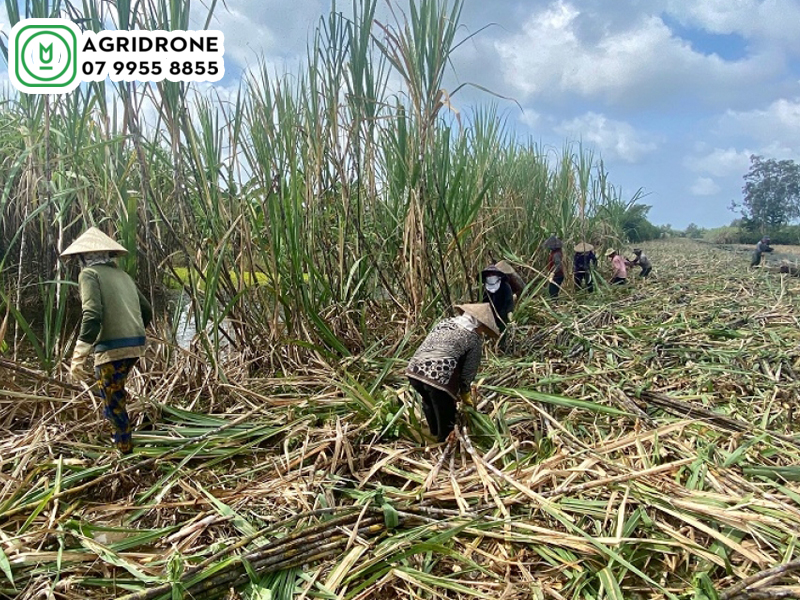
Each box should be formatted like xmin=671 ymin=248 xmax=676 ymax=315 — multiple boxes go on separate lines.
xmin=95 ymin=358 xmax=138 ymax=453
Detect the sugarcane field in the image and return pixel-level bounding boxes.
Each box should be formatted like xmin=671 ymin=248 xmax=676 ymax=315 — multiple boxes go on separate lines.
xmin=3 ymin=0 xmax=800 ymax=599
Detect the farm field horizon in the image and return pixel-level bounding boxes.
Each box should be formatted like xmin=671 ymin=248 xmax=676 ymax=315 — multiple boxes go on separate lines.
xmin=2 ymin=240 xmax=800 ymax=599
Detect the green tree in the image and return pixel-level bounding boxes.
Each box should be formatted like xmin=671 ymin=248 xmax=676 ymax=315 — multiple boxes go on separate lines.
xmin=737 ymin=155 xmax=800 ymax=230
xmin=685 ymin=223 xmax=704 ymax=238
xmin=621 ymin=203 xmax=660 ymax=242
xmin=598 ymin=196 xmax=661 ymax=242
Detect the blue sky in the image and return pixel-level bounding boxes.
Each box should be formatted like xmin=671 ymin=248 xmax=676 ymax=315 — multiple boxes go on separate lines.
xmin=3 ymin=0 xmax=800 ymax=228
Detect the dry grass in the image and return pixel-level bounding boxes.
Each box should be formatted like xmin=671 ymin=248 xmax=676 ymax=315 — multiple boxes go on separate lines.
xmin=1 ymin=239 xmax=800 ymax=600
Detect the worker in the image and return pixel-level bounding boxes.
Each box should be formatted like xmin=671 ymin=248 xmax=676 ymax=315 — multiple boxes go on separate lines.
xmin=61 ymin=227 xmax=152 ymax=454
xmin=751 ymin=236 xmax=773 ymax=267
xmin=406 ymin=303 xmax=499 ymax=443
xmin=629 ymin=248 xmax=652 ymax=277
xmin=481 ymin=264 xmax=514 ymax=332
xmin=606 ymin=248 xmax=628 ymax=285
xmin=573 ymin=242 xmax=597 ymax=292
xmin=544 ymin=235 xmax=564 ymax=298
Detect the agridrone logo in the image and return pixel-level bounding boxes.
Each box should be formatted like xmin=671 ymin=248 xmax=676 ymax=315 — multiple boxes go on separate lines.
xmin=12 ymin=21 xmax=78 ymax=91
xmin=9 ymin=18 xmax=225 ymax=94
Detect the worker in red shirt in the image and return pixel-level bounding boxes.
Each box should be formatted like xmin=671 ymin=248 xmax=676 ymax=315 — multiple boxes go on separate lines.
xmin=544 ymin=235 xmax=564 ymax=298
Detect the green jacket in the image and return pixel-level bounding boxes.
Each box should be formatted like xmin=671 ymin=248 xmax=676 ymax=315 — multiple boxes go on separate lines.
xmin=78 ymin=263 xmax=152 ymax=365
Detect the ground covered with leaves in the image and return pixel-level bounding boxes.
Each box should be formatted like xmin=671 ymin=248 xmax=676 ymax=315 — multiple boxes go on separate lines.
xmin=2 ymin=240 xmax=800 ymax=600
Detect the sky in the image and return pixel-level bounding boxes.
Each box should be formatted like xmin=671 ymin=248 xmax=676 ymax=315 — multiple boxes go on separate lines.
xmin=4 ymin=0 xmax=800 ymax=228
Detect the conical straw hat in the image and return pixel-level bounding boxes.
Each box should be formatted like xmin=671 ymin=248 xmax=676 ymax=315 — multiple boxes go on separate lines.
xmin=493 ymin=260 xmax=525 ymax=295
xmin=493 ymin=260 xmax=517 ymax=275
xmin=605 ymin=248 xmax=616 ymax=258
xmin=574 ymin=242 xmax=594 ymax=253
xmin=455 ymin=303 xmax=500 ymax=338
xmin=60 ymin=227 xmax=128 ymax=257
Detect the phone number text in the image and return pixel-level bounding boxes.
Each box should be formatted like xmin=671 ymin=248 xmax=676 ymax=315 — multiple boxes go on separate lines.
xmin=80 ymin=59 xmax=224 ymax=82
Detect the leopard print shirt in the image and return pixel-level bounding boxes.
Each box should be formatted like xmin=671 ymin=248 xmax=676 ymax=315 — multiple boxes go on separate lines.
xmin=406 ymin=318 xmax=482 ymax=398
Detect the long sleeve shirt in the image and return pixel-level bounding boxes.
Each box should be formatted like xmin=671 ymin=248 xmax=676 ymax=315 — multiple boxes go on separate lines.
xmin=483 ymin=281 xmax=514 ymax=331
xmin=611 ymin=255 xmax=627 ymax=279
xmin=548 ymin=249 xmax=564 ymax=277
xmin=574 ymin=251 xmax=597 ymax=273
xmin=78 ymin=263 xmax=151 ymax=365
xmin=406 ymin=318 xmax=482 ymax=400
xmin=756 ymin=241 xmax=773 ymax=253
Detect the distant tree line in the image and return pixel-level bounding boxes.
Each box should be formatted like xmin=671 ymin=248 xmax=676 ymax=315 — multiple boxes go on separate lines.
xmin=677 ymin=155 xmax=800 ymax=245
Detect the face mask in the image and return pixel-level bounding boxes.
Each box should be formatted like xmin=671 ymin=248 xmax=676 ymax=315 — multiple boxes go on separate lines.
xmin=79 ymin=252 xmax=115 ymax=268
xmin=485 ymin=275 xmax=501 ymax=293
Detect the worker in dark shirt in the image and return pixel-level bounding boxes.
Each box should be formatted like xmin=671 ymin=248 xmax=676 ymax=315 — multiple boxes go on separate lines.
xmin=629 ymin=248 xmax=652 ymax=277
xmin=481 ymin=264 xmax=514 ymax=332
xmin=573 ymin=242 xmax=597 ymax=292
xmin=751 ymin=236 xmax=773 ymax=267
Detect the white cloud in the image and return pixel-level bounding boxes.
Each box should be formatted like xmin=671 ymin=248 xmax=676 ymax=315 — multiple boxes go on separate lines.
xmin=684 ymin=99 xmax=800 ymax=187
xmin=720 ymin=98 xmax=800 ymax=152
xmin=690 ymin=176 xmax=721 ymax=196
xmin=493 ymin=0 xmax=779 ymax=108
xmin=555 ymin=112 xmax=657 ymax=163
xmin=207 ymin=0 xmax=326 ymax=71
xmin=685 ymin=147 xmax=751 ymax=177
xmin=212 ymin=7 xmax=278 ymax=69
xmin=519 ymin=108 xmax=541 ymax=128
xmin=664 ymin=0 xmax=800 ymax=51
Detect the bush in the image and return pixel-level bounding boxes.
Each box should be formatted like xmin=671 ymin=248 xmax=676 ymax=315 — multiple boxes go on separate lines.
xmin=703 ymin=226 xmax=743 ymax=244
xmin=702 ymin=224 xmax=800 ymax=245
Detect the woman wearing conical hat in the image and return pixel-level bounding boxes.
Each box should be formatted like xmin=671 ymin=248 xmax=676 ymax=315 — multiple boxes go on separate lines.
xmin=61 ymin=227 xmax=152 ymax=455
xmin=605 ymin=248 xmax=628 ymax=285
xmin=481 ymin=264 xmax=514 ymax=333
xmin=573 ymin=242 xmax=597 ymax=292
xmin=493 ymin=260 xmax=525 ymax=297
xmin=406 ymin=303 xmax=499 ymax=443
xmin=481 ymin=260 xmax=525 ymax=332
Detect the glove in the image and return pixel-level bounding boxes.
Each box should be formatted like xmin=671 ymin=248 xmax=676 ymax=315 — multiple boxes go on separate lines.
xmin=459 ymin=391 xmax=472 ymax=406
xmin=507 ymin=312 xmax=513 ymax=322
xmin=70 ymin=340 xmax=94 ymax=383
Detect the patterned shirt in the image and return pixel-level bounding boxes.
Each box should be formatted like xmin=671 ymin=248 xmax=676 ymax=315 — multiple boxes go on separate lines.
xmin=406 ymin=318 xmax=483 ymax=399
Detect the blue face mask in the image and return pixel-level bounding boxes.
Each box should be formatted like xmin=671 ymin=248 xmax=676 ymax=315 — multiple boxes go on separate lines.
xmin=485 ymin=275 xmax=501 ymax=293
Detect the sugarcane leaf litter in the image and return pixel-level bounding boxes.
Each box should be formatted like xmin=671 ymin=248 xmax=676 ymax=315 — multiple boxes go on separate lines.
xmin=2 ymin=241 xmax=800 ymax=599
